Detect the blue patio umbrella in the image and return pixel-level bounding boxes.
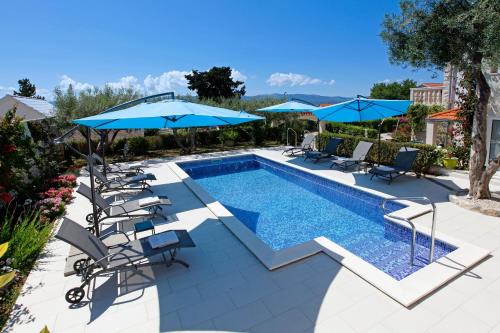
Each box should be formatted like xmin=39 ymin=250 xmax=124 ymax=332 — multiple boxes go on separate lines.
xmin=313 ymin=96 xmax=412 ymax=122
xmin=256 ymin=100 xmax=318 ymax=113
xmin=72 ymin=96 xmax=264 ymax=236
xmin=256 ymin=99 xmax=318 ymax=146
xmin=74 ymin=99 xmax=264 ymax=129
xmin=313 ymin=96 xmax=412 ymax=165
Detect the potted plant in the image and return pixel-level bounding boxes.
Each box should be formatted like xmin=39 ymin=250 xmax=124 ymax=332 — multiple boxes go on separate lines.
xmin=440 ymin=148 xmax=458 ymax=169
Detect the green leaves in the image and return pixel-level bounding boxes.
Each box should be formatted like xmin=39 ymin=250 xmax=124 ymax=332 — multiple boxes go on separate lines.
xmin=381 ymin=0 xmax=500 ymax=71
xmin=185 ymin=67 xmax=246 ymax=101
xmin=0 ymin=242 xmax=8 ymax=258
xmin=370 ymin=79 xmax=417 ymax=100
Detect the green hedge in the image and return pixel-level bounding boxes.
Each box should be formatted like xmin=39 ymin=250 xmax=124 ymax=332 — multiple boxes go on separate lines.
xmin=347 ymin=117 xmax=400 ymax=133
xmin=319 ymin=132 xmax=438 ymax=175
xmin=325 ymin=122 xmax=378 ymax=138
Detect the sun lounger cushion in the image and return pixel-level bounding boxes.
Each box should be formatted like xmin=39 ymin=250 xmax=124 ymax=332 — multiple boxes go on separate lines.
xmin=139 ymin=197 xmax=161 ymax=207
xmin=148 ymin=231 xmax=179 ymax=249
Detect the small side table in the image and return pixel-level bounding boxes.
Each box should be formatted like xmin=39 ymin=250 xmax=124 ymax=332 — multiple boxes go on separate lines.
xmin=358 ymin=161 xmax=372 ymax=174
xmin=134 ymin=220 xmax=155 ymax=240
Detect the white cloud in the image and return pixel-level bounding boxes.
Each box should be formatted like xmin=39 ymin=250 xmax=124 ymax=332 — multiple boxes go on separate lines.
xmin=58 ymin=75 xmax=94 ymax=92
xmin=266 ymin=72 xmax=326 ymax=87
xmin=105 ymin=75 xmax=143 ymax=92
xmin=0 ymin=85 xmax=16 ymax=97
xmin=328 ymin=79 xmax=336 ymax=85
xmin=143 ymin=70 xmax=190 ymax=94
xmin=0 ymin=85 xmax=52 ymax=99
xmin=231 ymin=69 xmax=247 ymax=82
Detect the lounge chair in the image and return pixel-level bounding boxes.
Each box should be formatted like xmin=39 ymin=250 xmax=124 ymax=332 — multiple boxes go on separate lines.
xmin=91 ymin=153 xmax=145 ymax=175
xmin=330 ymin=141 xmax=373 ymax=170
xmin=77 ymin=183 xmax=171 ymax=229
xmin=282 ymin=133 xmax=316 ymax=156
xmin=304 ymin=137 xmax=343 ymax=163
xmin=369 ymin=147 xmax=419 ymax=184
xmin=56 ymin=218 xmax=195 ymax=304
xmin=92 ymin=166 xmax=156 ymax=193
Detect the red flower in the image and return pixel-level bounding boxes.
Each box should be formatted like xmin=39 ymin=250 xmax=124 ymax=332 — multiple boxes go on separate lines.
xmin=0 ymin=192 xmax=13 ymax=204
xmin=1 ymin=144 xmax=17 ymax=153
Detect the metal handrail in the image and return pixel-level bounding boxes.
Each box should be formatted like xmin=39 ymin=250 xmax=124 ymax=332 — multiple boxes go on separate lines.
xmin=286 ymin=128 xmax=297 ymax=147
xmin=381 ymin=196 xmax=437 ymax=265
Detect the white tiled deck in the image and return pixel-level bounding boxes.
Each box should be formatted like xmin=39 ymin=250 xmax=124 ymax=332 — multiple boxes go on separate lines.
xmin=5 ymin=148 xmax=500 ymax=333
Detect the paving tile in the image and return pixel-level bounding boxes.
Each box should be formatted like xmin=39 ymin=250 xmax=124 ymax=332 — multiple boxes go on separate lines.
xmin=144 ymin=286 xmax=201 ymax=318
xmin=418 ymin=282 xmax=468 ymax=317
xmin=228 ymin=275 xmax=280 ymax=307
xmin=196 ymin=270 xmax=247 ymax=300
xmin=118 ymin=312 xmax=181 ymax=333
xmin=427 ymin=308 xmax=490 ymax=333
xmin=213 ymin=300 xmax=273 ymax=331
xmin=366 ymin=323 xmax=393 ymax=333
xmin=380 ymin=304 xmax=440 ymax=333
xmin=177 ymin=293 xmax=236 ymax=328
xmin=250 ymin=308 xmax=312 ymax=333
xmin=261 ymin=282 xmax=316 ymax=316
xmin=312 ymin=315 xmax=355 ymax=333
xmin=460 ymin=290 xmax=500 ymax=327
xmin=299 ymin=288 xmax=355 ymax=324
xmin=338 ymin=292 xmax=400 ymax=332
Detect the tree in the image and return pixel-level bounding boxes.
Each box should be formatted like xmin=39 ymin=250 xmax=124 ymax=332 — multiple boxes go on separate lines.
xmin=185 ymin=67 xmax=246 ymax=101
xmin=53 ymin=85 xmax=142 ymax=150
xmin=370 ymin=79 xmax=417 ymax=100
xmin=381 ymin=0 xmax=500 ymax=199
xmin=13 ymin=78 xmax=45 ymax=100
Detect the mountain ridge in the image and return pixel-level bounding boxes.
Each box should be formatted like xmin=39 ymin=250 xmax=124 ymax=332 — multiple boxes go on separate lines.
xmin=243 ymin=93 xmax=351 ymax=106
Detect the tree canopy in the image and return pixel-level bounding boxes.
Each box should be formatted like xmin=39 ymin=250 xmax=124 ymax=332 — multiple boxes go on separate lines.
xmin=370 ymin=79 xmax=417 ymax=100
xmin=381 ymin=0 xmax=500 ymax=199
xmin=185 ymin=66 xmax=246 ymax=101
xmin=13 ymin=78 xmax=45 ymax=100
xmin=53 ymin=85 xmax=142 ymax=129
xmin=381 ymin=0 xmax=499 ymax=72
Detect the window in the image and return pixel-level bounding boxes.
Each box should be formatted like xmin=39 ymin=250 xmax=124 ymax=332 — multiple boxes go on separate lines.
xmin=489 ymin=120 xmax=500 ymax=160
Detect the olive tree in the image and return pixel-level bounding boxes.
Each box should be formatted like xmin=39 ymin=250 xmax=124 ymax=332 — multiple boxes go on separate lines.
xmin=381 ymin=0 xmax=500 ymax=199
xmin=53 ymin=84 xmax=142 ymax=150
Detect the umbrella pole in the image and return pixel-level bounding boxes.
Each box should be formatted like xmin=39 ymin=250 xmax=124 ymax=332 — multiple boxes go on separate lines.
xmin=378 ymin=119 xmax=385 ymax=166
xmin=100 ymin=130 xmax=107 ymax=178
xmin=86 ymin=127 xmax=100 ymax=236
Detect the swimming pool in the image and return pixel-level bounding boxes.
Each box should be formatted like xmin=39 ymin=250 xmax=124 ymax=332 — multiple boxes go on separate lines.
xmin=178 ymin=154 xmax=456 ymax=281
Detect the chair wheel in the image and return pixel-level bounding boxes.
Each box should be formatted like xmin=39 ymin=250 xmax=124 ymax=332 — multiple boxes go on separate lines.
xmin=65 ymin=287 xmax=85 ymax=304
xmin=73 ymin=259 xmax=87 ymax=274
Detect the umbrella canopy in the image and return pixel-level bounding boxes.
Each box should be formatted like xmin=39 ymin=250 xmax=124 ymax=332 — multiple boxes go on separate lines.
xmin=256 ymin=100 xmax=318 ymax=113
xmin=73 ymin=99 xmax=264 ymax=129
xmin=313 ymin=97 xmax=412 ymax=122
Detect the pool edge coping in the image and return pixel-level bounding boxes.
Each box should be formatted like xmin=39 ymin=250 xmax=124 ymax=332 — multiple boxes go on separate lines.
xmin=167 ymin=152 xmax=490 ymax=307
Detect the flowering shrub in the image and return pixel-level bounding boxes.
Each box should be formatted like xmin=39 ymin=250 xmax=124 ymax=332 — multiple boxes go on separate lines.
xmin=37 ymin=197 xmax=65 ymax=223
xmin=41 ymin=187 xmax=74 ymax=204
xmin=49 ymin=174 xmax=77 ymax=188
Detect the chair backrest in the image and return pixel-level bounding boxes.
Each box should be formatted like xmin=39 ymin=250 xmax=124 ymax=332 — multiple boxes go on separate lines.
xmin=77 ymin=183 xmax=110 ymax=211
xmin=324 ymin=137 xmax=343 ymax=154
xmin=352 ymin=141 xmax=373 ymax=161
xmin=92 ymin=167 xmax=109 ymax=184
xmin=55 ymin=218 xmax=109 ymax=265
xmin=91 ymin=153 xmax=105 ymax=166
xmin=394 ymin=147 xmax=419 ymax=171
xmin=300 ymin=133 xmax=316 ymax=148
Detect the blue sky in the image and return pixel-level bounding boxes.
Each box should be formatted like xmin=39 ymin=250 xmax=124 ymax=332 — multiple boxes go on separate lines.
xmin=0 ymin=0 xmax=441 ymax=100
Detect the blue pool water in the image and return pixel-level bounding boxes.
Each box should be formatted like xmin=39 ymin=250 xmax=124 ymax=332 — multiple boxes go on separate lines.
xmin=179 ymin=155 xmax=455 ymax=280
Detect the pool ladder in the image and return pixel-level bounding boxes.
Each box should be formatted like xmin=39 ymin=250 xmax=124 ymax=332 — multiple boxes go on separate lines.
xmin=381 ymin=197 xmax=437 ymax=266
xmin=286 ymin=128 xmax=297 ymax=147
